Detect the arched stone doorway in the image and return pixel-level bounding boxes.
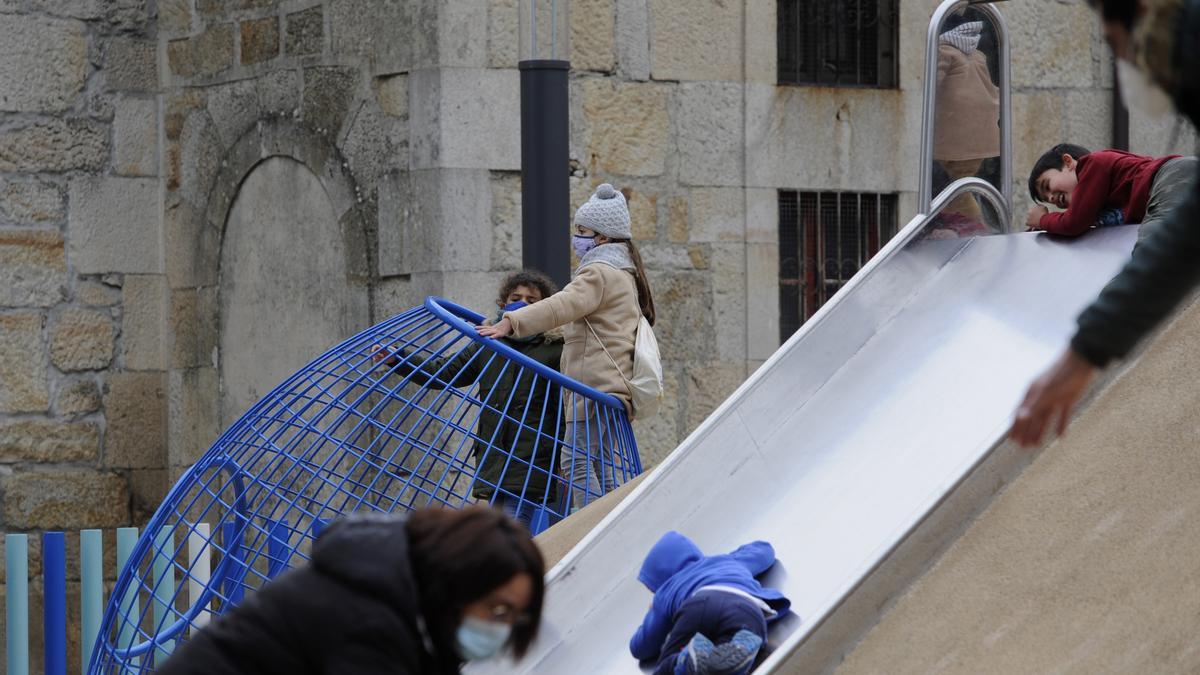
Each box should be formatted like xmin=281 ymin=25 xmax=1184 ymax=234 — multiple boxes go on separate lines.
xmin=218 ymin=156 xmax=371 ymax=426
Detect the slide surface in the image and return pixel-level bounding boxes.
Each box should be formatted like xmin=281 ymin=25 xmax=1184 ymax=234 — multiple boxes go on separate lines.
xmin=470 ymin=221 xmax=1139 ymax=674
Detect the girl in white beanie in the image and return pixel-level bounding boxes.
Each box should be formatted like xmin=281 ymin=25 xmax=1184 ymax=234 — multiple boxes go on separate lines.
xmin=477 ymin=183 xmax=656 ymax=510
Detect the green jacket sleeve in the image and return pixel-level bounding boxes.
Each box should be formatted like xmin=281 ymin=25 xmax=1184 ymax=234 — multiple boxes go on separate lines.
xmin=1072 ymin=178 xmax=1200 ymax=367
xmin=389 ymin=343 xmax=483 ymax=389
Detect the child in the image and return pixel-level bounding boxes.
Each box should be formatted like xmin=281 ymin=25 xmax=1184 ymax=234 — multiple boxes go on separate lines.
xmin=1025 ymin=143 xmax=1196 ymax=239
xmin=374 ymin=270 xmax=563 ymax=530
xmin=477 ymin=184 xmax=656 ymax=510
xmin=630 ymin=531 xmax=791 ymax=675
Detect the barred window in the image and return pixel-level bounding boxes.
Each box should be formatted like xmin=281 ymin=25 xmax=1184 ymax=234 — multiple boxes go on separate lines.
xmin=777 ymin=0 xmax=900 ymax=87
xmin=778 ymin=190 xmax=898 ymax=340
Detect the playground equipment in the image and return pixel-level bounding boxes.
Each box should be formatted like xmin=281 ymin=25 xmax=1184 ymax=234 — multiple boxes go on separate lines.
xmin=89 ymin=297 xmax=641 ymax=672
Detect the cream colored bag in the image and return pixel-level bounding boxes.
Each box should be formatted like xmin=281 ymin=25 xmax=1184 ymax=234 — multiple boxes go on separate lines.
xmin=586 ymin=316 xmax=664 ymax=419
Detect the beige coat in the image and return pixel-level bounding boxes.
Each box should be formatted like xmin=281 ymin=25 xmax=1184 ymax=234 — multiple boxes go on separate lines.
xmin=506 ymin=263 xmax=641 ymax=419
xmin=933 ymin=44 xmax=1000 ymax=162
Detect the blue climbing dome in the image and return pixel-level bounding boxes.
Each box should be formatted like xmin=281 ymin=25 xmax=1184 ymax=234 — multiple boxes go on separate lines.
xmin=89 ymin=297 xmax=642 ymax=672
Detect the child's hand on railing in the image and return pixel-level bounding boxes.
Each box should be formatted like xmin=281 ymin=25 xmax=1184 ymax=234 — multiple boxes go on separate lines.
xmin=370 ymin=343 xmax=400 ymax=368
xmin=476 ymin=317 xmax=513 ymax=339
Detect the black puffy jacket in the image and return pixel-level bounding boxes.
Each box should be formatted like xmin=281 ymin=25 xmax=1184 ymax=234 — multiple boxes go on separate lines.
xmin=157 ymin=515 xmax=461 ymax=675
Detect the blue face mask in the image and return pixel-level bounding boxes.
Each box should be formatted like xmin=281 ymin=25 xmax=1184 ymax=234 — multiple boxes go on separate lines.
xmin=455 ymin=616 xmax=511 ymax=661
xmin=573 ymin=234 xmax=597 ymax=258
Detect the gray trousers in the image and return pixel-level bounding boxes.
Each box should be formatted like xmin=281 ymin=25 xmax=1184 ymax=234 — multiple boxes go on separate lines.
xmin=559 ymin=417 xmax=618 ymax=511
xmin=1140 ymin=156 xmax=1198 ymax=241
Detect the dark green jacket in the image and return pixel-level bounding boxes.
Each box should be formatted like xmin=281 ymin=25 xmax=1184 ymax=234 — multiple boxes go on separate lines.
xmin=1072 ymin=0 xmax=1200 ymax=366
xmin=394 ymin=335 xmax=564 ymax=501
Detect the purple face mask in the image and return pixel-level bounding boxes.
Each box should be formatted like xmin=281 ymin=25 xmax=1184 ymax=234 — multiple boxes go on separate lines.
xmin=573 ymin=234 xmax=597 ymax=258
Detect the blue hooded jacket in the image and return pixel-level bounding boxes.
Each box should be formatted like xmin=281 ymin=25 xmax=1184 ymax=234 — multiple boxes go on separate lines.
xmin=629 ymin=531 xmax=791 ymax=662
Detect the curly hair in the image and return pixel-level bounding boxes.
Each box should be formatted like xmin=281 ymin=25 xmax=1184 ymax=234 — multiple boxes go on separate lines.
xmin=497 ymin=269 xmax=558 ymax=305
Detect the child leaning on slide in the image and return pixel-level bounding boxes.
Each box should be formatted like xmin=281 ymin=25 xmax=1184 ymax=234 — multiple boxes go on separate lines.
xmin=631 ymin=532 xmax=792 ymax=675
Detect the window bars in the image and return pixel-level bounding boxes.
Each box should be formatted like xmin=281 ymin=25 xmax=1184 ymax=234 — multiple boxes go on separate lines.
xmin=89 ymin=297 xmax=642 ymax=673
xmin=777 ymin=0 xmax=900 ymax=87
xmin=779 ymin=190 xmax=899 ymax=340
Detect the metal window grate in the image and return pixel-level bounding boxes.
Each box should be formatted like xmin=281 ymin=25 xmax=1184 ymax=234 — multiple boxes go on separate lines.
xmin=778 ymin=190 xmax=899 ymax=341
xmin=777 ymin=0 xmax=899 ymax=87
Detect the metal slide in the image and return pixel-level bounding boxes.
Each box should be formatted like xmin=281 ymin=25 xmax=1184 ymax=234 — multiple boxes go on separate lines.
xmin=471 ymin=201 xmax=1140 ymax=673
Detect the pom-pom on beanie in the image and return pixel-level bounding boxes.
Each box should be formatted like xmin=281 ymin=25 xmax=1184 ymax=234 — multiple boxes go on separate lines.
xmin=573 ymin=183 xmax=632 ymax=240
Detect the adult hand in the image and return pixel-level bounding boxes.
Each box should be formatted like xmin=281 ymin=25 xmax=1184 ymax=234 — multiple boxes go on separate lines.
xmin=476 ymin=317 xmax=513 ymax=339
xmin=1008 ymin=348 xmax=1098 ymax=447
xmin=1025 ymin=204 xmax=1048 ymax=230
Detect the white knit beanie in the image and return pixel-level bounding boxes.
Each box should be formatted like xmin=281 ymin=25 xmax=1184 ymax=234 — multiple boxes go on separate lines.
xmin=573 ymin=184 xmax=632 ymax=239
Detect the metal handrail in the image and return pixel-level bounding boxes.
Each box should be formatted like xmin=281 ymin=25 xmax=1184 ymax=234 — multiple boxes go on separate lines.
xmin=919 ymin=0 xmax=1012 ymax=218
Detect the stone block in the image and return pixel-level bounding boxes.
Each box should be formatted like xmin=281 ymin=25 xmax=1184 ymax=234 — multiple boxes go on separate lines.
xmin=379 ymin=169 xmax=495 ymax=276
xmin=121 ymin=274 xmax=168 ymax=371
xmin=615 ymin=0 xmax=650 ymax=80
xmin=649 ymin=0 xmax=741 ymax=82
xmin=241 ymin=16 xmax=280 ymax=65
xmin=437 ymin=0 xmax=489 ymax=68
xmin=409 ymin=68 xmax=520 ymax=170
xmin=175 ymin=110 xmax=222 ymax=211
xmin=130 ymin=468 xmax=168 ymax=523
xmin=285 ymin=5 xmax=323 ymax=56
xmin=0 ymin=313 xmax=49 ymax=413
xmin=490 ymin=171 xmax=522 ymax=269
xmin=50 ymin=308 xmax=115 ymax=372
xmin=102 ymin=0 xmax=150 ymax=32
xmin=76 ymin=279 xmax=121 ymax=306
xmin=622 ymin=186 xmax=658 ymax=241
xmin=302 ymin=66 xmax=359 ymax=136
xmin=164 ymin=199 xmax=219 ymax=289
xmin=0 ymin=15 xmax=87 ymax=112
xmin=1062 ymin=89 xmax=1111 ymax=155
xmin=112 ymin=97 xmax=158 ymax=177
xmin=710 ymin=244 xmax=746 ymax=360
xmin=686 ymin=187 xmax=745 ymax=243
xmin=1008 ymin=1 xmax=1098 ymax=89
xmin=56 ymin=378 xmax=102 ymax=416
xmin=580 ymin=78 xmax=669 ymax=176
xmin=649 ymin=270 xmax=712 ymax=361
xmin=676 ymin=82 xmax=744 ymax=186
xmin=167 ymin=23 xmax=234 ymax=78
xmin=329 ymin=0 xmax=421 ymax=72
xmin=68 ymin=176 xmax=161 ymax=275
xmin=744 ymin=0 xmax=775 ymax=84
xmin=1011 ymin=91 xmax=1066 ymax=215
xmin=207 ymin=78 xmax=260 ymax=147
xmin=745 ymin=187 xmax=777 ymax=244
xmin=255 ymin=68 xmax=301 ymax=116
xmin=3 ymin=470 xmax=129 ymax=529
xmin=167 ymin=367 xmax=219 ymax=468
xmin=572 ymin=0 xmax=615 ymax=72
xmin=104 ymin=38 xmax=156 ymax=92
xmin=342 ymin=99 xmax=407 ymax=189
xmin=21 ymin=0 xmax=103 ymax=19
xmin=0 ymin=420 xmax=99 ymax=463
xmin=684 ymin=360 xmax=746 ymax=431
xmin=746 ymin=242 xmax=780 ymax=361
xmin=487 ymin=0 xmax=518 ymax=68
xmin=159 ymin=0 xmax=192 ymax=34
xmin=1130 ymin=111 xmax=1199 ymax=157
xmin=0 ymin=179 xmax=64 ymax=226
xmin=169 ymin=288 xmax=218 ymax=370
xmin=0 ymin=118 xmax=108 ymax=173
xmin=0 ymin=230 xmax=66 ymax=307
xmin=667 ymin=196 xmax=688 ymax=243
xmin=376 ymin=73 xmax=408 ymax=118
xmin=104 ymin=371 xmax=167 ymax=469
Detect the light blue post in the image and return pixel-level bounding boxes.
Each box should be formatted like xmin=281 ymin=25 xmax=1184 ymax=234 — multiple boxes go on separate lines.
xmin=81 ymin=529 xmax=104 ymax=674
xmin=43 ymin=532 xmax=67 ymax=675
xmin=151 ymin=527 xmax=176 ymax=663
xmin=6 ymin=533 xmax=29 ymax=675
xmin=116 ymin=527 xmax=141 ymax=668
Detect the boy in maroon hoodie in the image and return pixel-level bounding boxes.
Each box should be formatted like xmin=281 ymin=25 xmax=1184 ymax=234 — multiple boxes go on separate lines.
xmin=1025 ymin=143 xmax=1195 ymax=239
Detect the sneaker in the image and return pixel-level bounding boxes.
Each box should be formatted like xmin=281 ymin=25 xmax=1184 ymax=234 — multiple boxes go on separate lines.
xmin=696 ymin=629 xmax=763 ymax=675
xmin=675 ymin=633 xmax=715 ymax=675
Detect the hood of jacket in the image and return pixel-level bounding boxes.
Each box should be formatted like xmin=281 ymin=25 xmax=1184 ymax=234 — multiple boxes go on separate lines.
xmin=638 ymin=531 xmax=704 ymax=591
xmin=312 ymin=514 xmax=421 ymax=622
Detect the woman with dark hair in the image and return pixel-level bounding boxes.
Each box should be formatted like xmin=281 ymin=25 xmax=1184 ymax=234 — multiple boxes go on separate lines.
xmin=157 ymin=507 xmax=545 ymax=674
xmin=477 ymin=183 xmax=656 ymax=510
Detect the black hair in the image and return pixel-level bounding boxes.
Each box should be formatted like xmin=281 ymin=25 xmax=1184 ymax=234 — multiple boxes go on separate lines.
xmin=406 ymin=506 xmax=545 ymax=660
xmin=1086 ymin=0 xmax=1139 ymax=30
xmin=1028 ymin=143 xmax=1092 ymax=203
xmin=497 ymin=269 xmax=558 ymax=307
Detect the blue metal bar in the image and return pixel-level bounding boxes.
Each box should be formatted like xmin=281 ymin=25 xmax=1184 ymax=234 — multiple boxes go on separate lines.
xmin=6 ymin=533 xmax=29 ymax=675
xmin=43 ymin=532 xmax=67 ymax=675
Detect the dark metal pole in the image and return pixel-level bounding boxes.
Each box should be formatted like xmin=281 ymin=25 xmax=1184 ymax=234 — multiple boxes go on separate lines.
xmin=520 ymin=59 xmax=571 ymax=289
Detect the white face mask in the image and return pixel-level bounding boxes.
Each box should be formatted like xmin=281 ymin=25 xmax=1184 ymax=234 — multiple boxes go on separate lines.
xmin=455 ymin=616 xmax=511 ymax=661
xmin=1117 ymin=58 xmax=1174 ymax=118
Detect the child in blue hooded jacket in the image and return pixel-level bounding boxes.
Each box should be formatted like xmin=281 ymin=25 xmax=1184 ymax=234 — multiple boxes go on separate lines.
xmin=631 ymin=531 xmax=791 ymax=675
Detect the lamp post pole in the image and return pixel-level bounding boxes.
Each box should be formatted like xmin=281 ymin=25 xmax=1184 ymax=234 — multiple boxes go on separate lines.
xmin=519 ymin=1 xmax=571 ymax=289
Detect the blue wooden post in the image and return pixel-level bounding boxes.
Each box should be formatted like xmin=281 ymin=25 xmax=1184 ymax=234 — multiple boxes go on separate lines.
xmin=6 ymin=533 xmax=29 ymax=675
xmin=80 ymin=529 xmax=103 ymax=674
xmin=116 ymin=527 xmax=141 ymax=668
xmin=43 ymin=532 xmax=67 ymax=675
xmin=151 ymin=527 xmax=176 ymax=663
